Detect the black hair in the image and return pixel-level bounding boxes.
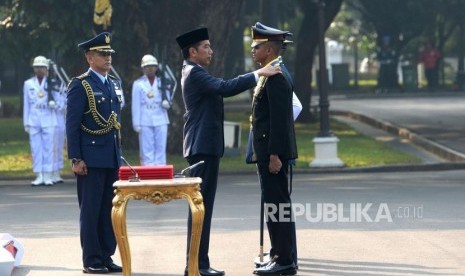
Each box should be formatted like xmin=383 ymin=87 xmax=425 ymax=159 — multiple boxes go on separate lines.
xmin=181 ymin=41 xmax=203 ymax=59
xmin=267 ymin=41 xmax=283 ymax=55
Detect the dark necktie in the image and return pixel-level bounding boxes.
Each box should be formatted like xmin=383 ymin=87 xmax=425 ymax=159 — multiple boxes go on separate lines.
xmin=105 ymin=78 xmax=112 ymax=93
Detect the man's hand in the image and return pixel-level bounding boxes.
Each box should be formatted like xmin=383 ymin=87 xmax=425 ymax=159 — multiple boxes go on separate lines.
xmin=268 ymin=154 xmax=282 ymax=174
xmin=72 ymin=160 xmax=88 ymax=176
xmin=257 ymin=65 xmax=281 ymax=77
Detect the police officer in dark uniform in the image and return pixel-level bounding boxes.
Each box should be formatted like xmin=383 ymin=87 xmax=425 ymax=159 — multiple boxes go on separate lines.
xmin=248 ymin=22 xmax=298 ymax=275
xmin=176 ymin=27 xmax=280 ymax=276
xmin=376 ymin=35 xmax=397 ymax=93
xmin=66 ymin=32 xmax=123 ymax=274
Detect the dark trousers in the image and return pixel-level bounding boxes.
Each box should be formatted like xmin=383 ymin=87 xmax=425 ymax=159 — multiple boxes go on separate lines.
xmin=378 ymin=63 xmax=397 ymax=89
xmin=257 ymin=161 xmax=297 ymax=266
xmin=425 ymin=67 xmax=439 ymax=89
xmin=186 ymin=154 xmax=220 ymax=269
xmin=77 ymin=167 xmax=118 ymax=267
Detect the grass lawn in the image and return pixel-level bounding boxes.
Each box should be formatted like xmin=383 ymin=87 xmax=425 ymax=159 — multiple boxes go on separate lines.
xmin=224 ymin=110 xmax=420 ymax=171
xmin=0 ymin=118 xmax=32 ymax=176
xmin=0 ymin=111 xmax=420 ymax=178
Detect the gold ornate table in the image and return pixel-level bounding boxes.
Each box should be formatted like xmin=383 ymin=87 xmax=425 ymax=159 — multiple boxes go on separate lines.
xmin=111 ymin=177 xmax=204 ymax=276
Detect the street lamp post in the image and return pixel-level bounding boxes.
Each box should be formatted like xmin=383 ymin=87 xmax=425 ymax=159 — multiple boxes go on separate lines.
xmin=310 ymin=0 xmax=344 ymax=168
xmin=353 ymin=38 xmax=359 ymax=89
xmin=317 ymin=0 xmax=331 ymax=138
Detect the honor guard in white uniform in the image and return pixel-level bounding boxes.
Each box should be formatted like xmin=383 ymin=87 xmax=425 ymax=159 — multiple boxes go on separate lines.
xmin=131 ymin=54 xmax=170 ymax=165
xmin=23 ymin=56 xmax=58 ymax=186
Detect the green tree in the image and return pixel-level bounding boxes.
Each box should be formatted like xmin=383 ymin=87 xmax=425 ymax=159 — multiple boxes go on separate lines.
xmin=0 ymin=0 xmax=92 ymax=93
xmin=1 ymin=0 xmax=245 ymax=155
xmin=350 ymin=0 xmax=465 ymax=89
xmin=293 ymin=0 xmax=343 ymax=122
xmin=1 ymin=0 xmax=349 ymax=154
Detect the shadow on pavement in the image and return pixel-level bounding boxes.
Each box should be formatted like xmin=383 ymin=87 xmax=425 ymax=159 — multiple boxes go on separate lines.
xmin=297 ymin=258 xmax=454 ymax=275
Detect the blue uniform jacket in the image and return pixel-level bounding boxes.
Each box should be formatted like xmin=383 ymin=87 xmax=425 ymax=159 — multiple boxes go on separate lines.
xmin=181 ymin=60 xmax=256 ymax=158
xmin=66 ymin=70 xmax=122 ymax=168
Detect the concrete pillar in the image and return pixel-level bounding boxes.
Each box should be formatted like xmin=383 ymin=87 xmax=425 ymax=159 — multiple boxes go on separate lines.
xmin=310 ymin=136 xmax=345 ymax=168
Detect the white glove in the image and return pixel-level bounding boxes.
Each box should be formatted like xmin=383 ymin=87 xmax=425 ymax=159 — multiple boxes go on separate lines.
xmin=25 ymin=126 xmax=30 ymax=133
xmin=134 ymin=126 xmax=141 ymax=133
xmin=161 ymin=100 xmax=171 ymax=110
xmin=48 ymin=100 xmax=56 ymax=109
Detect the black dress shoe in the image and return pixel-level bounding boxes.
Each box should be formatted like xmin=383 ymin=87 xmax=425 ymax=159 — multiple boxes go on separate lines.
xmin=105 ymin=262 xmax=123 ymax=273
xmin=199 ymin=267 xmax=225 ymax=276
xmin=83 ymin=266 xmax=109 ymax=274
xmin=184 ymin=267 xmax=225 ymax=276
xmin=254 ymin=262 xmax=296 ymax=275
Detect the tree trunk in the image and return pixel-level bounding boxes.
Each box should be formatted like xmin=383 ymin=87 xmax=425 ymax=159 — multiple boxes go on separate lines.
xmin=294 ymin=0 xmax=343 ymax=123
xmin=224 ymin=13 xmax=246 ymax=79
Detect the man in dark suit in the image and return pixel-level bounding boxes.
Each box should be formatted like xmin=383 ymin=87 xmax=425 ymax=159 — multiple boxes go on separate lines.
xmin=176 ymin=27 xmax=280 ymax=276
xmin=248 ymin=22 xmax=298 ymax=275
xmin=66 ymin=32 xmax=123 ymax=274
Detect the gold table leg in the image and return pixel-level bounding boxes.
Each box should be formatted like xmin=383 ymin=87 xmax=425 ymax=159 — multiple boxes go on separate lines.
xmin=184 ymin=190 xmax=205 ymax=276
xmin=111 ymin=184 xmax=204 ymax=276
xmin=112 ymin=190 xmax=132 ymax=276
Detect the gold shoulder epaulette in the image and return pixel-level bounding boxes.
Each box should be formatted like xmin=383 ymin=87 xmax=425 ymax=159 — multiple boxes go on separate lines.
xmin=66 ymin=72 xmax=90 ymax=90
xmin=76 ymin=72 xmax=90 ymax=80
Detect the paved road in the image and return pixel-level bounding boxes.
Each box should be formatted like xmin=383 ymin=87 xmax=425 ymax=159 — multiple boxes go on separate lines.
xmin=2 ymin=171 xmax=465 ymax=276
xmin=331 ymin=94 xmax=465 ymax=156
xmin=2 ymin=93 xmax=465 ymax=275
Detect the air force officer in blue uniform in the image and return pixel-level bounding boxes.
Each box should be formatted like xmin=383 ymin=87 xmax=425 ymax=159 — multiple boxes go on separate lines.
xmin=176 ymin=28 xmax=281 ymax=276
xmin=66 ymin=32 xmax=123 ymax=274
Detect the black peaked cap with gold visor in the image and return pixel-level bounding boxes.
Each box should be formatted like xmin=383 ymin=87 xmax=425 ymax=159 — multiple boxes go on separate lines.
xmin=251 ymin=22 xmax=293 ymax=49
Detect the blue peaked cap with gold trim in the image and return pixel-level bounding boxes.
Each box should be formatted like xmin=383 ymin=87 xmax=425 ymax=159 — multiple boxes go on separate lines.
xmin=251 ymin=22 xmax=293 ymax=48
xmin=78 ymin=32 xmax=115 ymax=53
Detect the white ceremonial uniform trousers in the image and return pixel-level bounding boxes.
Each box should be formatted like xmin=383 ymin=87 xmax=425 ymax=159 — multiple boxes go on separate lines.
xmin=29 ymin=126 xmax=55 ymax=173
xmin=139 ymin=125 xmax=168 ymax=165
xmin=53 ymin=116 xmax=66 ymax=171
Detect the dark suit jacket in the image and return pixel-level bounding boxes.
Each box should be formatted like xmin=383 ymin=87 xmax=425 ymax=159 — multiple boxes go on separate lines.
xmin=251 ymin=72 xmax=298 ymax=163
xmin=181 ymin=60 xmax=256 ymax=158
xmin=66 ymin=70 xmax=122 ymax=168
